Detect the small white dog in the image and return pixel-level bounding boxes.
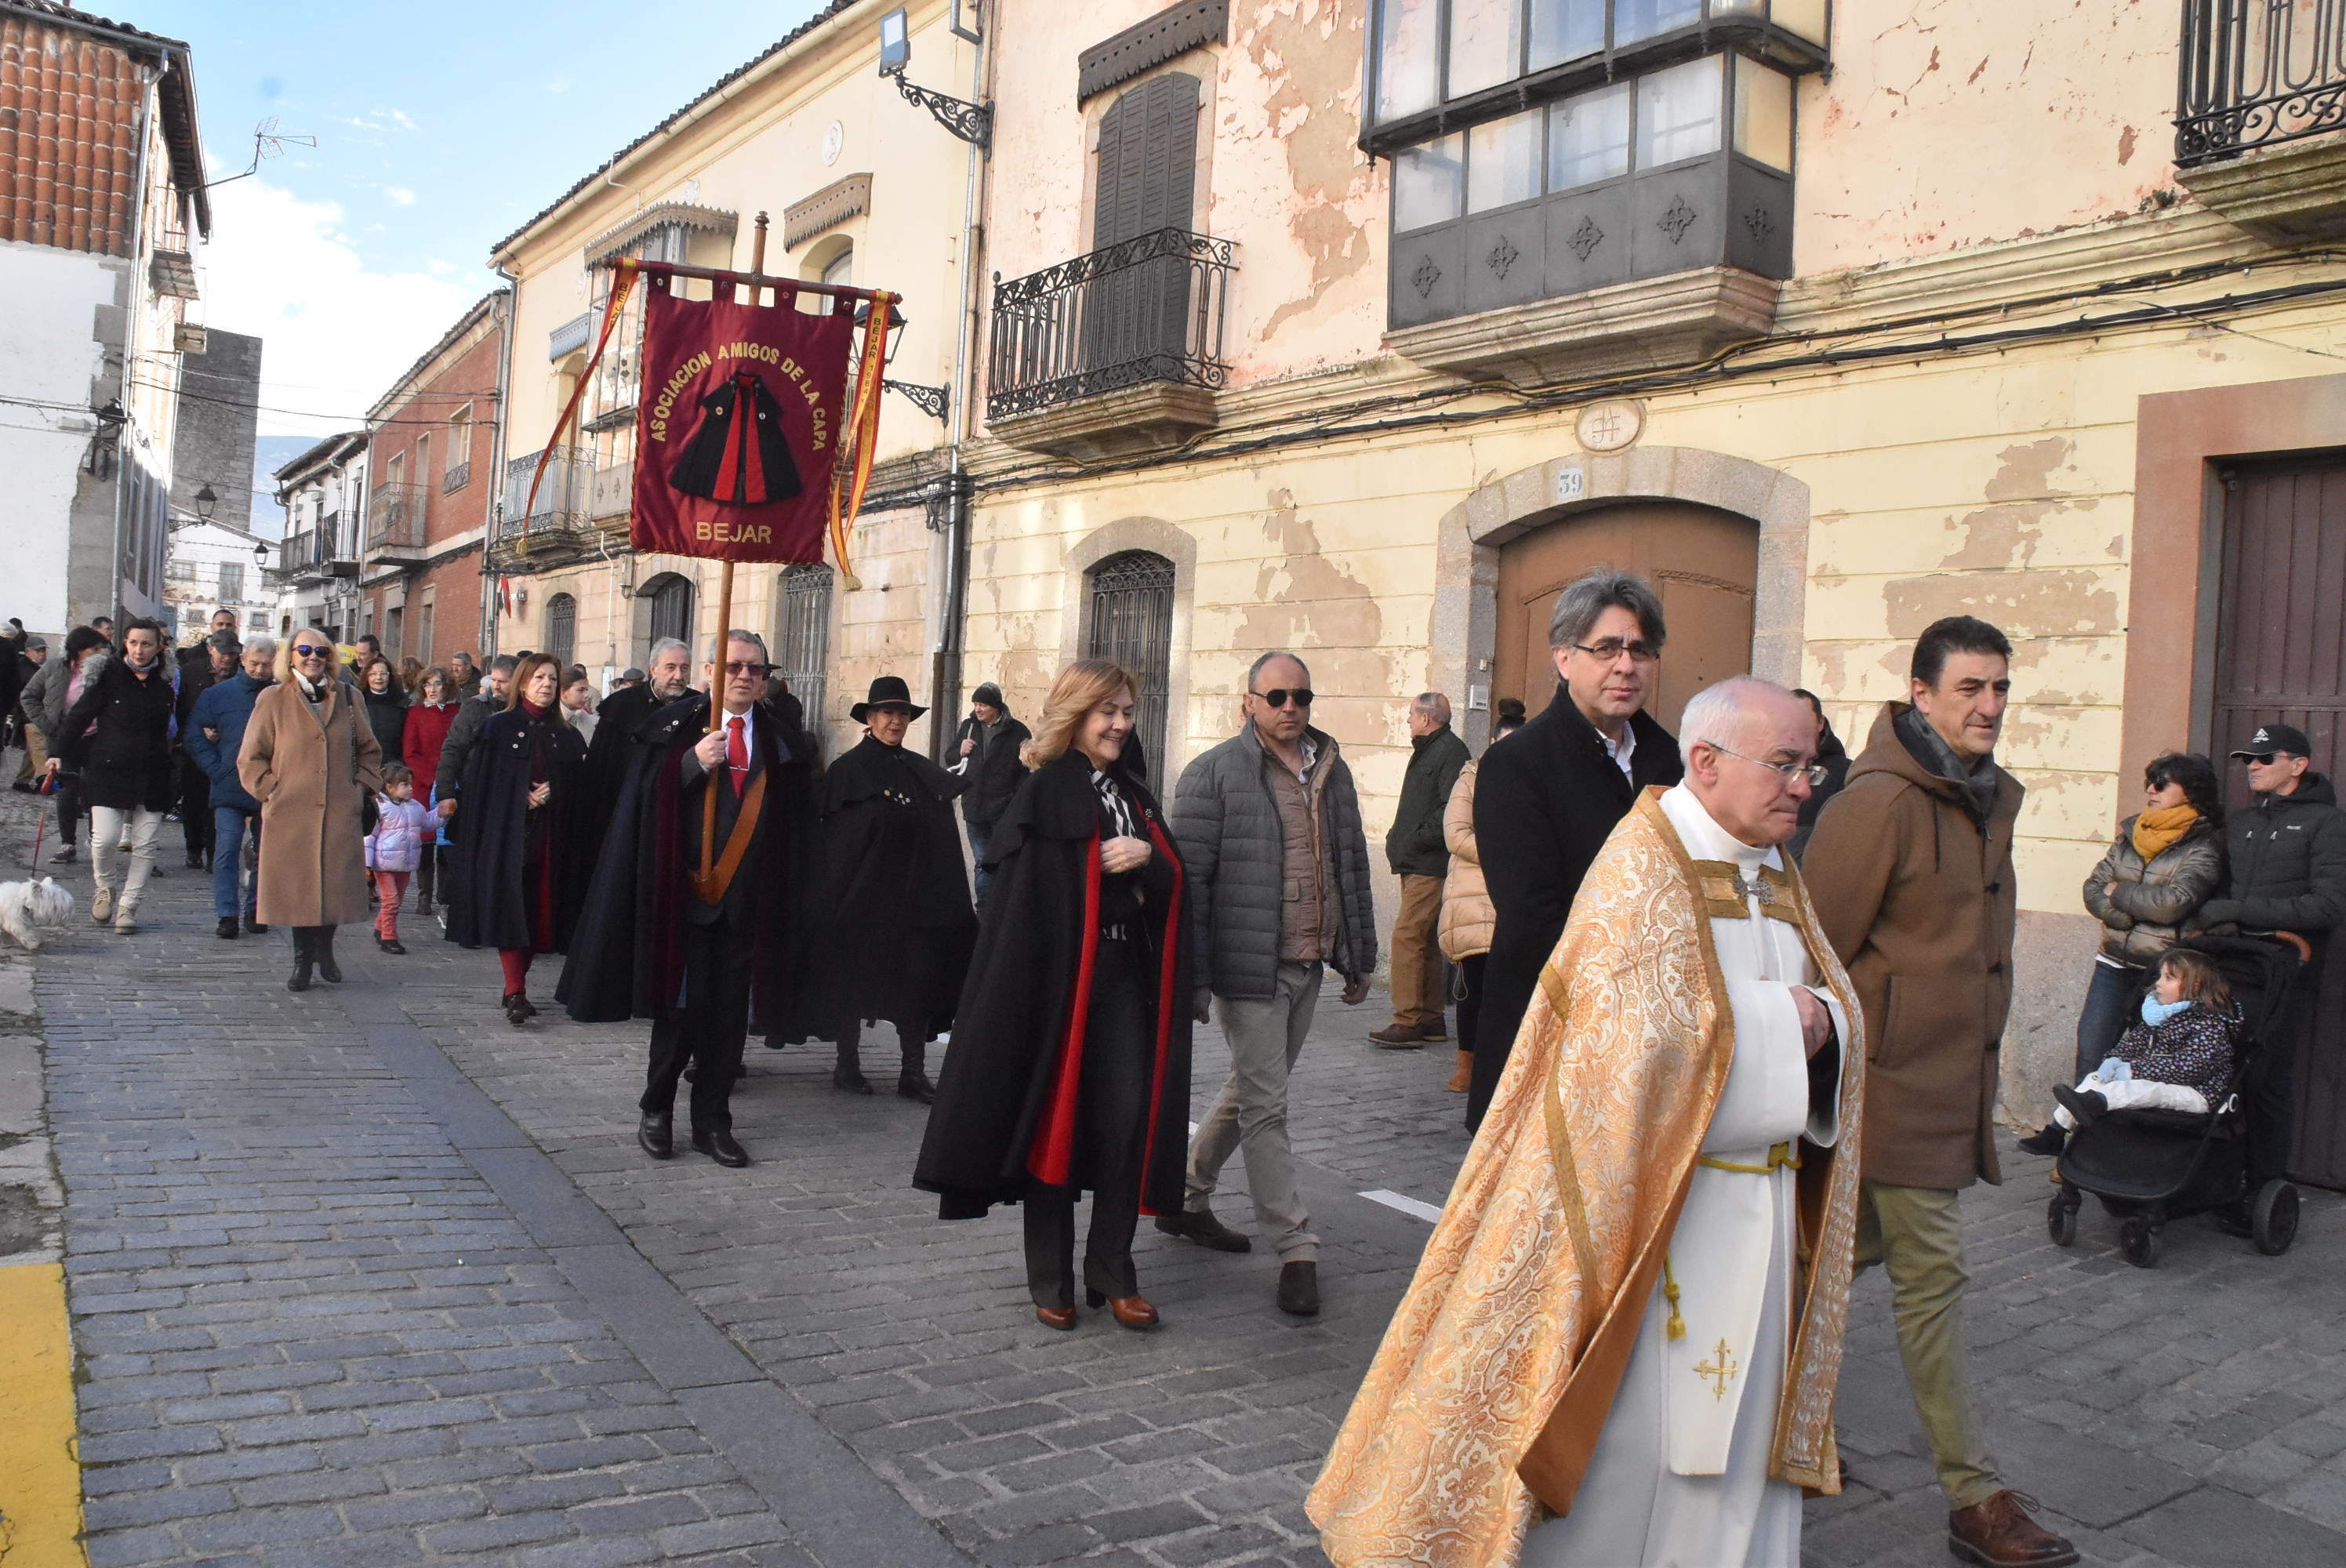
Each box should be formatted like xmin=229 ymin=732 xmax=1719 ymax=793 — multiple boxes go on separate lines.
xmin=0 ymin=877 xmax=76 ymax=950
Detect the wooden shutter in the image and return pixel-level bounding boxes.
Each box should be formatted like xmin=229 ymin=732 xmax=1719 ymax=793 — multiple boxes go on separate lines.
xmin=1093 ymin=73 xmax=1200 ymax=249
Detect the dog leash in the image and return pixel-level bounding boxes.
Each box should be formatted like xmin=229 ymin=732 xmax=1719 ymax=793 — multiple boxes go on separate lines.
xmin=28 ymin=783 xmax=46 ymax=872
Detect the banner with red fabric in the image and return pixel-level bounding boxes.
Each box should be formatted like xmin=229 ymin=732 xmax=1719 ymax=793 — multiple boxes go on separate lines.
xmin=631 ymin=270 xmax=879 ymax=567
xmin=518 ymin=254 xmax=891 ymax=584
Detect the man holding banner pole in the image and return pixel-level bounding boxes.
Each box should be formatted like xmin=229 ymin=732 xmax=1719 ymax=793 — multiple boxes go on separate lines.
xmin=543 ymin=209 xmax=894 ymax=1152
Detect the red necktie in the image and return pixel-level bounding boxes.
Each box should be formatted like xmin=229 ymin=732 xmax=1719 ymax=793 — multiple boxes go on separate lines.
xmin=726 ymin=716 xmax=747 ymax=797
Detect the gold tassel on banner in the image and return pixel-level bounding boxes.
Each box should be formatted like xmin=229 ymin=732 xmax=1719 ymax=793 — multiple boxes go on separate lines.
xmin=828 ymin=289 xmax=893 ymax=592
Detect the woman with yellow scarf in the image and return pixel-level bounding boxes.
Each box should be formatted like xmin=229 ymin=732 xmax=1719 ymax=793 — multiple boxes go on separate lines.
xmin=2073 ymin=753 xmax=2227 ymax=1079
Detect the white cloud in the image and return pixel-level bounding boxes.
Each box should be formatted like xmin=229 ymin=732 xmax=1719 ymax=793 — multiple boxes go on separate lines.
xmin=198 ymin=180 xmax=474 ymax=440
xmin=543 ymin=75 xmax=572 ymax=93
xmin=384 ymin=186 xmax=418 ymax=207
xmin=427 ymin=258 xmax=455 ymax=275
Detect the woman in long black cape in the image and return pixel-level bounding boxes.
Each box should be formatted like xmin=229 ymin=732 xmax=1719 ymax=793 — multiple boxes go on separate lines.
xmin=913 ymin=660 xmax=1193 ymax=1331
xmin=442 ymin=652 xmax=589 ymax=1025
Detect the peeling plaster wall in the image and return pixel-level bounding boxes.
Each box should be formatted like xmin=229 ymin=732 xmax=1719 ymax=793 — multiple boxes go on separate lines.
xmin=1796 ymin=1 xmax=2182 ymax=273
xmin=987 ymin=1 xmax=1385 ymax=390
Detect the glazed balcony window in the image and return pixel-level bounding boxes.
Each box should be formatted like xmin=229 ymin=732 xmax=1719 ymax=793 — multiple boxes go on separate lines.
xmin=1379 ymin=3 xmax=1814 ymax=329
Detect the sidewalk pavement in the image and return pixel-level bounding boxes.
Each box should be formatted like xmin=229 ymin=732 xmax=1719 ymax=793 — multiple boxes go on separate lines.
xmin=7 ymin=780 xmax=2346 ymax=1565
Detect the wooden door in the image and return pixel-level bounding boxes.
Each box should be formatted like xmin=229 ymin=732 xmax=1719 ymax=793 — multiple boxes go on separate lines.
xmin=2214 ymin=456 xmax=2346 ymax=1188
xmin=1492 ymin=500 xmax=1759 ymax=734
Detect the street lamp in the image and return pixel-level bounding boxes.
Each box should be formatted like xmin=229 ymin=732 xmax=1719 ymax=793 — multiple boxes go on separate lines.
xmin=856 ymin=299 xmax=949 ymax=423
xmin=193 ymin=483 xmax=218 ymax=521
xmin=876 ymin=5 xmax=992 ymax=150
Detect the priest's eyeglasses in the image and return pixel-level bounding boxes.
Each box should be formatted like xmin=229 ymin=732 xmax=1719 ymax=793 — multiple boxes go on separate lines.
xmin=1703 ymin=740 xmax=1830 ymax=789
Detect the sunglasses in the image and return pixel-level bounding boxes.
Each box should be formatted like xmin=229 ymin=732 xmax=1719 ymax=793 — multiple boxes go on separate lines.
xmin=292 ymin=644 xmax=329 ymax=657
xmin=1251 ymin=687 xmax=1313 ymax=710
xmin=723 ymin=661 xmax=772 ymax=677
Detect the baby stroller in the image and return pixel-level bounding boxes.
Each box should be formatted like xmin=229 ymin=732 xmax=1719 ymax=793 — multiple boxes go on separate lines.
xmin=2046 ymin=934 xmax=2301 ymax=1268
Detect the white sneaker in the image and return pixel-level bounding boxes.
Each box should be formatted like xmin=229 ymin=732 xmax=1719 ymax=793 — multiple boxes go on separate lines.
xmin=113 ymin=911 xmax=138 ymax=935
xmin=89 ymin=887 xmax=114 ymax=924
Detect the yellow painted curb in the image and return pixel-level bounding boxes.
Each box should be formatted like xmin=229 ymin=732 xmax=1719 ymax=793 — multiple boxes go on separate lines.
xmin=0 ymin=1261 xmax=85 ymax=1567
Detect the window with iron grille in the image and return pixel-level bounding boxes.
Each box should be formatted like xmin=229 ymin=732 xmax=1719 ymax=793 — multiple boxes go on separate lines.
xmin=1085 ymin=551 xmax=1176 ymax=789
xmin=777 ymin=565 xmax=833 ymax=735
xmin=545 ymin=593 xmax=576 ymax=672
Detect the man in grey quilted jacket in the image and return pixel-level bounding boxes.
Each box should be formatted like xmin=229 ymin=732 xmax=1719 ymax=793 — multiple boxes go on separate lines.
xmin=1160 ymin=651 xmax=1378 ymax=1316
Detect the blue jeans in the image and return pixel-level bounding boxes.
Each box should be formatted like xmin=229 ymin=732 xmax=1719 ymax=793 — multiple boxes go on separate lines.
xmin=212 ymin=806 xmax=259 ymax=920
xmin=2075 ymin=960 xmax=2144 ymax=1080
xmin=967 ymin=819 xmax=993 ymax=907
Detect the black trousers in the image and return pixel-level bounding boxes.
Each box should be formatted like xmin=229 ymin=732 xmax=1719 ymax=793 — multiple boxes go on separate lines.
xmin=640 ymin=915 xmax=755 ymax=1132
xmin=179 ymin=755 xmax=212 ymax=858
xmin=2250 ymin=982 xmax=2316 ymax=1185
xmin=1023 ymin=933 xmax=1153 ymax=1309
xmin=1453 ymin=953 xmax=1488 ymax=1058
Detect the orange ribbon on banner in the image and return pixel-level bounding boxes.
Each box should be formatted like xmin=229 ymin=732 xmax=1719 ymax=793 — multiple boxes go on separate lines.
xmin=827 ymin=292 xmax=892 ymax=592
xmin=521 ymin=258 xmax=639 ymax=528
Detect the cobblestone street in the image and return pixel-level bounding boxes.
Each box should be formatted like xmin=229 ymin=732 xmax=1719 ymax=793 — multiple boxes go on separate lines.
xmin=10 ymin=786 xmax=2346 ymax=1567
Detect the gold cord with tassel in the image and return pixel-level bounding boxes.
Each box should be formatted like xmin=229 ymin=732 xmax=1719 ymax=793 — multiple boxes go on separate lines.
xmin=1661 ymin=1254 xmax=1687 ymax=1340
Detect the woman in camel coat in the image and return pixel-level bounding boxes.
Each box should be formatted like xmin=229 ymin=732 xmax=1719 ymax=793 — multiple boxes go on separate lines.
xmin=1436 ymin=699 xmax=1523 ymax=1093
xmin=238 ymin=628 xmax=384 ymax=991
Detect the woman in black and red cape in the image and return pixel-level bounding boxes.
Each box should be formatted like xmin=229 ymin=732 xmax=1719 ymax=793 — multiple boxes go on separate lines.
xmin=913 ymin=659 xmax=1193 ymax=1332
xmin=441 ymin=652 xmax=590 ymax=1026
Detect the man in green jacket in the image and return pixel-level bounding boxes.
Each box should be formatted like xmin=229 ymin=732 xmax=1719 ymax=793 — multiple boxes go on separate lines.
xmin=1371 ymin=692 xmax=1471 ymax=1047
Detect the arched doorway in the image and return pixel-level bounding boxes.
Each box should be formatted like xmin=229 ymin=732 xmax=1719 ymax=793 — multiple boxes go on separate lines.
xmin=1493 ymin=501 xmax=1759 ymax=733
xmin=641 ymin=572 xmax=694 ymax=661
xmin=1086 ymin=550 xmax=1175 ymax=788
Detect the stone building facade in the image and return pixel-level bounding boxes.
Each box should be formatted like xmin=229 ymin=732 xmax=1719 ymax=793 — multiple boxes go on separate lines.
xmin=168 ymin=328 xmax=263 ymax=535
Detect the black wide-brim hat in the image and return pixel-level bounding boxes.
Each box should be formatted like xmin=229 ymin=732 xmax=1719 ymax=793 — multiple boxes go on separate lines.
xmin=850 ymin=674 xmax=927 ymax=724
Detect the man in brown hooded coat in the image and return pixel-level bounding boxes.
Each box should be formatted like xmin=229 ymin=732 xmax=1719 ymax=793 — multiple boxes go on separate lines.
xmin=1803 ymin=615 xmax=2078 ymax=1568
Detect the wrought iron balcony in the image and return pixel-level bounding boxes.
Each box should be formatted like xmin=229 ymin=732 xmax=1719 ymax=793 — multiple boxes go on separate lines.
xmin=986 ymin=228 xmax=1235 ymax=423
xmin=498 ymin=448 xmax=595 ymax=561
xmin=2177 ymin=0 xmax=2346 ymax=165
xmin=441 ymin=460 xmax=470 ymax=495
xmin=271 ymin=528 xmax=357 ymax=582
xmin=367 ymin=485 xmax=427 ymax=558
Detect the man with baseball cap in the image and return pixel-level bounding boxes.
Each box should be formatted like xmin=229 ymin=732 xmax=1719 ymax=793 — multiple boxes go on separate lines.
xmin=2191 ymin=722 xmax=2346 ymax=1188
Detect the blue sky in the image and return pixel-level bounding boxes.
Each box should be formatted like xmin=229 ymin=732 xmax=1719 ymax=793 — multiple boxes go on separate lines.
xmin=133 ymin=0 xmax=829 ymax=449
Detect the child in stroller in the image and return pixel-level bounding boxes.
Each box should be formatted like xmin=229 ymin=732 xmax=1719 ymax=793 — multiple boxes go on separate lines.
xmin=2019 ymin=948 xmax=2239 ymax=1154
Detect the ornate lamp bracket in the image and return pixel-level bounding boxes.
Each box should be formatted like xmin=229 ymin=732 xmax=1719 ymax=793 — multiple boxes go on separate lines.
xmin=883 ymin=379 xmax=950 ymax=422
xmin=885 ymin=70 xmax=992 ymax=151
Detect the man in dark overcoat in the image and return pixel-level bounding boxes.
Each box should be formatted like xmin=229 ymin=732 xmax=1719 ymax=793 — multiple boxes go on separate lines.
xmin=1469 ymin=568 xmax=1683 ymax=1131
xmin=558 ymin=630 xmax=818 ymax=1167
xmin=580 ymin=637 xmax=693 ymax=845
xmin=787 ymin=675 xmax=977 ymax=1102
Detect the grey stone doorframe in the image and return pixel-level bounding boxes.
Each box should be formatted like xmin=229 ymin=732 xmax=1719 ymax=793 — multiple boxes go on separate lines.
xmin=1432 ymin=445 xmax=1811 ymax=745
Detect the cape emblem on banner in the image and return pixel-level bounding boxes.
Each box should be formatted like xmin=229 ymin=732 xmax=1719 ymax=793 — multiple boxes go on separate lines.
xmin=518 ymin=256 xmax=892 ymax=586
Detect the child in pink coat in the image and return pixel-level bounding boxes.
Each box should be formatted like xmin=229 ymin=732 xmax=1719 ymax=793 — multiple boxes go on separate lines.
xmin=366 ymin=764 xmax=434 ymax=954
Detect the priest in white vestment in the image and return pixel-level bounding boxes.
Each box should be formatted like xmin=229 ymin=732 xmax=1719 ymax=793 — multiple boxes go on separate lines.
xmin=1309 ymin=677 xmax=1867 ymax=1568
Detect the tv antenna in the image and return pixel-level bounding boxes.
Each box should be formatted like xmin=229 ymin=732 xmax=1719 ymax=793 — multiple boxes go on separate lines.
xmin=202 ymin=117 xmax=318 ymax=189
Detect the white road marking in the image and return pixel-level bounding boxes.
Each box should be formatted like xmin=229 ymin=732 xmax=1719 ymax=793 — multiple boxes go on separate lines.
xmin=1357 ymin=1189 xmax=1443 ymax=1224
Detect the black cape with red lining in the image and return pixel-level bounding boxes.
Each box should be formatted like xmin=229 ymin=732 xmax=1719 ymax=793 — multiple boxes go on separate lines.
xmin=778 ymin=734 xmax=977 ymax=1043
xmin=671 ymin=371 xmax=802 ymax=504
xmin=554 ymin=691 xmax=820 ymax=1026
xmin=441 ymin=706 xmax=590 ymax=953
xmin=913 ymin=751 xmax=1193 ymax=1221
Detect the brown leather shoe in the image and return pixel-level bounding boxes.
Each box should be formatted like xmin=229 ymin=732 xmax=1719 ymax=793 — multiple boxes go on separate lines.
xmin=1446 ymin=1050 xmax=1473 ymax=1093
xmin=1948 ymin=1490 xmax=2079 ymax=1567
xmin=1367 ymin=1022 xmax=1425 ymax=1048
xmin=1104 ymin=1294 xmax=1158 ymax=1330
xmin=1034 ymin=1304 xmax=1077 ymax=1330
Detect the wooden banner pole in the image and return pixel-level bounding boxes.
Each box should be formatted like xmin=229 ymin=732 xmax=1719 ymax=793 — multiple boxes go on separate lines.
xmin=703 ymin=211 xmax=768 ymax=742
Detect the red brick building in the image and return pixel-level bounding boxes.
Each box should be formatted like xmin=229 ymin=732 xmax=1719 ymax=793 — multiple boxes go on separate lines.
xmin=358 ymin=292 xmax=507 ymax=675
